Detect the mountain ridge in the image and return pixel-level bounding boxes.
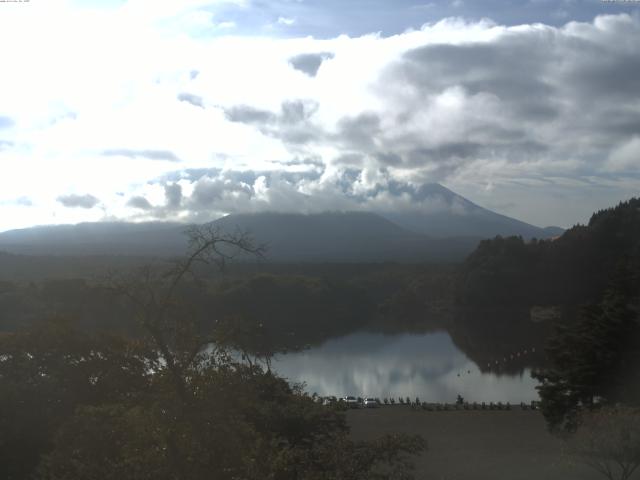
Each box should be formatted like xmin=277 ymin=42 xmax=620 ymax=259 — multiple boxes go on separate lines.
xmin=0 ymin=184 xmax=564 ymax=261
xmin=375 ymin=183 xmax=563 ymax=239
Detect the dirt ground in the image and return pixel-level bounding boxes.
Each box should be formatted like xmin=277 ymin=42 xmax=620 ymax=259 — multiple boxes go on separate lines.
xmin=346 ymin=406 xmax=607 ymax=480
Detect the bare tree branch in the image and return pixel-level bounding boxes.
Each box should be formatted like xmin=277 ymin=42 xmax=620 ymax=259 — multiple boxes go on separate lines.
xmin=565 ymin=406 xmax=640 ymax=480
xmin=101 ymin=222 xmax=266 ymax=400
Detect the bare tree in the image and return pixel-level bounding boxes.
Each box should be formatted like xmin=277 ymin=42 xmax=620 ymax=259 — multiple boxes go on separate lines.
xmin=104 ymin=223 xmax=265 ymax=398
xmin=565 ymin=406 xmax=640 ymax=480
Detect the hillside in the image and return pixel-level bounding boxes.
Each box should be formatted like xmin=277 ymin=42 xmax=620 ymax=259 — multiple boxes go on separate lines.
xmin=0 ymin=184 xmax=563 ymax=262
xmin=0 ymin=212 xmax=478 ymax=262
xmin=211 ymin=211 xmax=478 ymax=262
xmin=379 ymin=183 xmax=563 ymax=239
xmin=0 ymin=222 xmax=186 ymax=256
xmin=455 ymin=197 xmax=640 ymax=308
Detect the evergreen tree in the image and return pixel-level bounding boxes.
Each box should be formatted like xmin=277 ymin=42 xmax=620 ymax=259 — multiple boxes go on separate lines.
xmin=0 ymin=225 xmax=426 ymax=480
xmin=534 ymin=268 xmax=640 ymax=432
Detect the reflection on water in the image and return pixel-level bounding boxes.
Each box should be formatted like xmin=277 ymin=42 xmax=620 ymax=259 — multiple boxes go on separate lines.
xmin=271 ymin=331 xmax=540 ymax=403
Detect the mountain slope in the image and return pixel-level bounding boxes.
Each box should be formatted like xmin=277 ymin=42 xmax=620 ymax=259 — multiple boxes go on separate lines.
xmin=0 ymin=222 xmax=187 ymax=256
xmin=379 ymin=183 xmax=563 ymax=239
xmin=211 ymin=211 xmax=478 ymax=262
xmin=0 ymin=184 xmax=564 ymax=261
xmin=0 ymin=213 xmax=478 ymax=262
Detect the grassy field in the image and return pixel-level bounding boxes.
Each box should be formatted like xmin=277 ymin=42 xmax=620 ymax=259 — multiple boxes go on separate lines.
xmin=347 ymin=406 xmax=605 ymax=480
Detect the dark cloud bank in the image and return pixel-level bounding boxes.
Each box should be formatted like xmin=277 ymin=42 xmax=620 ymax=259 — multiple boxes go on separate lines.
xmin=57 ymin=194 xmax=99 ymax=209
xmin=132 ymin=15 xmax=640 ymax=226
xmin=243 ymin=16 xmax=640 ymax=181
xmin=103 ymin=149 xmax=181 ymax=162
xmin=288 ymin=52 xmax=335 ymax=77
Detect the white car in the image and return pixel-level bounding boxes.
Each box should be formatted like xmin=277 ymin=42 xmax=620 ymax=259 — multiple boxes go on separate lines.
xmin=342 ymin=396 xmax=359 ymax=409
xmin=363 ymin=397 xmax=379 ymax=408
xmin=322 ymin=396 xmax=337 ymax=406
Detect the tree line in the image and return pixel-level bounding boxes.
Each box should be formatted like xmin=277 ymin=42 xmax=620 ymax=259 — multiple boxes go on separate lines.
xmin=457 ymin=198 xmax=640 ymax=433
xmin=0 ymin=224 xmax=425 ymax=480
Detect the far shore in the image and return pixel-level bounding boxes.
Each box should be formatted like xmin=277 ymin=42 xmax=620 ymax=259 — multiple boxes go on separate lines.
xmin=347 ymin=407 xmax=604 ymax=480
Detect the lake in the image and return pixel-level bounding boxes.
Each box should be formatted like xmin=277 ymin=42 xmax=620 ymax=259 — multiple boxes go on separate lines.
xmin=271 ymin=331 xmax=540 ymax=403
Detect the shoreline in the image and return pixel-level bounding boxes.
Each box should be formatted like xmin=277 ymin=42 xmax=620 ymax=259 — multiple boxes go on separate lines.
xmin=346 ymin=407 xmax=602 ymax=480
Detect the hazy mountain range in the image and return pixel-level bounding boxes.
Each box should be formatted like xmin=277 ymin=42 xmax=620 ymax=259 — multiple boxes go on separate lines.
xmin=0 ymin=184 xmax=563 ymax=262
xmin=379 ymin=184 xmax=563 ymax=239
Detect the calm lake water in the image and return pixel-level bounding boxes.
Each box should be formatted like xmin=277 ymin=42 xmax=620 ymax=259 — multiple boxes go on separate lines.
xmin=271 ymin=331 xmax=540 ymax=403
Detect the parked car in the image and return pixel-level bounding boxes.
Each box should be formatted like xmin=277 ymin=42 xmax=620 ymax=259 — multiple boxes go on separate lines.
xmin=342 ymin=396 xmax=359 ymax=409
xmin=363 ymin=397 xmax=379 ymax=408
xmin=322 ymin=396 xmax=338 ymax=406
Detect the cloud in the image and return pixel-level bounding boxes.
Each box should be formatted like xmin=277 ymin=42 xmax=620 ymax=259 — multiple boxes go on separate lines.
xmin=216 ymin=21 xmax=237 ymax=29
xmin=57 ymin=194 xmax=100 ymax=209
xmin=177 ymin=92 xmax=204 ymax=108
xmin=213 ymin=15 xmax=633 ymax=190
xmin=335 ymin=112 xmax=382 ymax=151
xmin=310 ymin=14 xmax=640 ymax=194
xmin=200 ymin=15 xmax=640 ymax=227
xmin=122 ymin=184 xmax=183 ymax=218
xmin=275 ymin=156 xmax=325 ymax=168
xmin=280 ymin=100 xmax=318 ymax=124
xmin=608 ymin=136 xmax=640 ymax=172
xmin=2 ymin=5 xmax=640 ymax=231
xmin=16 ymin=197 xmax=33 ymax=207
xmin=277 ymin=16 xmax=295 ymax=26
xmin=224 ymin=105 xmax=277 ymax=124
xmin=0 ymin=116 xmax=14 ymax=129
xmin=138 ymin=165 xmax=477 ymax=224
xmin=288 ymin=52 xmax=335 ymax=77
xmin=127 ymin=196 xmax=154 ymax=210
xmin=189 ymin=175 xmax=254 ymax=208
xmin=139 ymin=168 xmax=323 ymax=221
xmin=224 ymin=99 xmax=321 ymax=145
xmin=103 ymin=149 xmax=181 ymax=162
xmin=164 ymin=183 xmax=183 ymax=209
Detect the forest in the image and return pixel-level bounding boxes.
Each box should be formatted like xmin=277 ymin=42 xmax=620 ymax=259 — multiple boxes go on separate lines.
xmin=457 ymin=199 xmax=640 ymax=432
xmin=0 ymin=225 xmax=427 ymax=480
xmin=1 ymin=199 xmax=639 ymax=478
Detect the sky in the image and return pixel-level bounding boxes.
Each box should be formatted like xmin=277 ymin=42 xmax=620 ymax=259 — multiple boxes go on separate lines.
xmin=0 ymin=0 xmax=639 ymax=232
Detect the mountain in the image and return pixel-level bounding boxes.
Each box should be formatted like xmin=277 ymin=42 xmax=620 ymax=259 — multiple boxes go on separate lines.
xmin=0 ymin=222 xmax=187 ymax=256
xmin=0 ymin=213 xmax=477 ymax=262
xmin=378 ymin=183 xmax=563 ymax=239
xmin=211 ymin=211 xmax=478 ymax=262
xmin=0 ymin=184 xmax=564 ymax=262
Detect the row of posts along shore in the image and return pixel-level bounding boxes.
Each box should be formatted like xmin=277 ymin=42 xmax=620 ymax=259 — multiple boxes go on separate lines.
xmin=314 ymin=395 xmax=541 ymax=411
